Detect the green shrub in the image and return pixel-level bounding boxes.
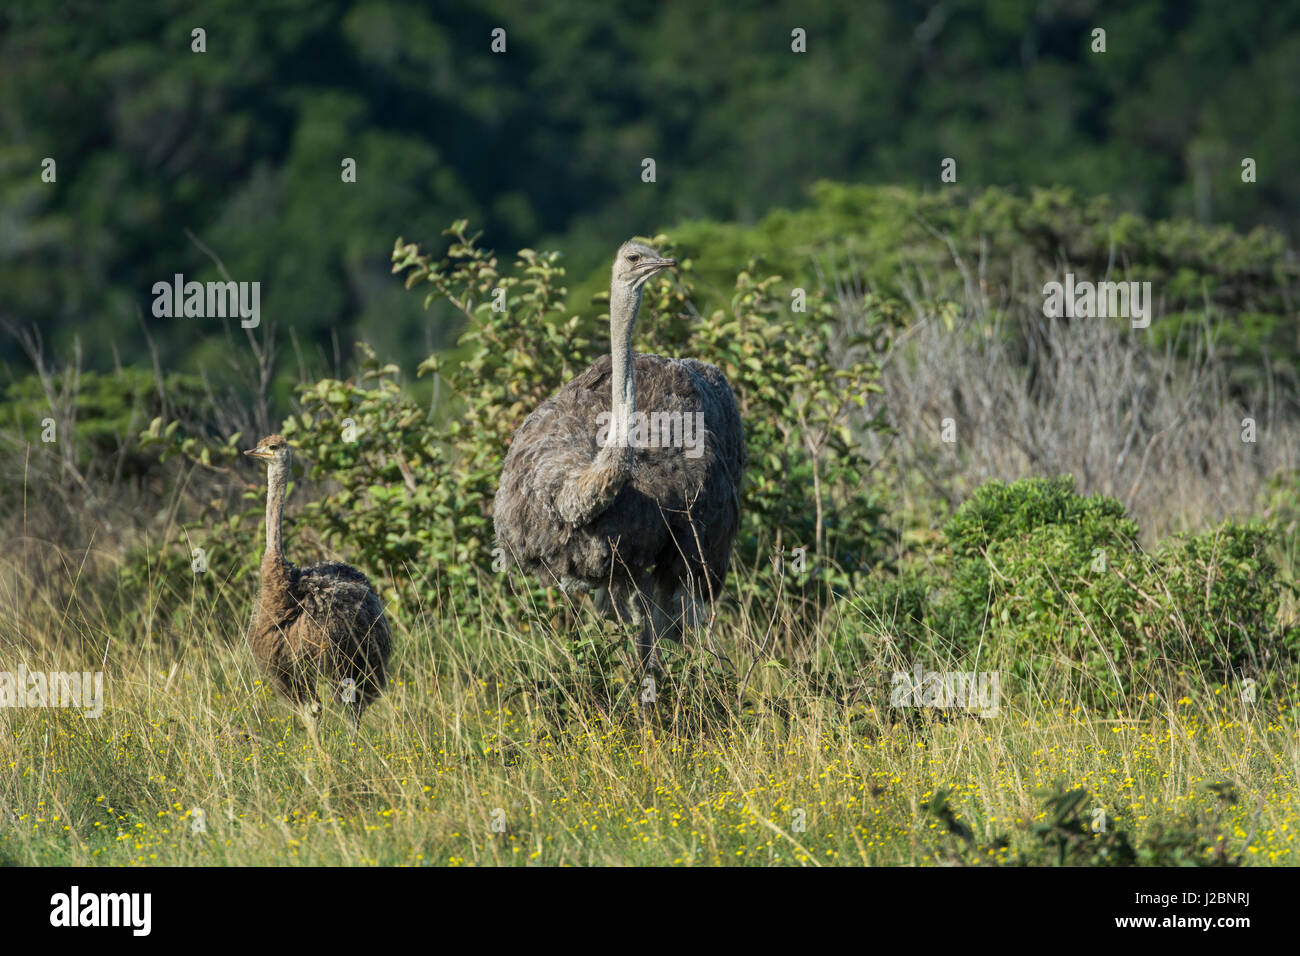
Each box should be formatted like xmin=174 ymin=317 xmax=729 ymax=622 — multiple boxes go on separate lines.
xmin=1155 ymin=524 xmax=1292 ymax=673
xmin=943 ymin=476 xmax=1142 ymax=662
xmin=135 ymin=222 xmax=894 ymax=643
xmin=943 ymin=476 xmax=1139 ymax=560
xmin=984 ymin=518 xmax=1288 ymax=702
xmin=845 ymin=477 xmax=1293 ymax=711
xmin=663 ymin=183 xmax=1300 ymax=393
xmin=1 ymin=367 xmax=209 ymax=485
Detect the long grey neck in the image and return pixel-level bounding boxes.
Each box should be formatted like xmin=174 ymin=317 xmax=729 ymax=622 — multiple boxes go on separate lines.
xmin=609 ymin=283 xmax=640 ymax=446
xmin=264 ymin=464 xmax=287 ymax=566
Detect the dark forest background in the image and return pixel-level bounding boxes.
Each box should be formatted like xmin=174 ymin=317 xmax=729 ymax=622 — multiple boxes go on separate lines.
xmin=3 ymin=0 xmax=1297 ymax=393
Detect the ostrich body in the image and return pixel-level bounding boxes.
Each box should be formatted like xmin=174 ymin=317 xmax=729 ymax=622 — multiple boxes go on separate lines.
xmin=246 ymin=435 xmax=391 ymax=729
xmin=494 ymin=241 xmax=745 ymax=672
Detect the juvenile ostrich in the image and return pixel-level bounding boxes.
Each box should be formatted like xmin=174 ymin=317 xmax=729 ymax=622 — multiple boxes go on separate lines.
xmin=245 ymin=434 xmax=391 ymax=731
xmin=494 ymin=240 xmax=745 ymax=677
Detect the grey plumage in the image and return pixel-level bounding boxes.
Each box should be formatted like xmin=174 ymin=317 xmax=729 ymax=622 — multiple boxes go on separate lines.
xmin=493 ymin=241 xmax=745 ymax=673
xmin=245 ymin=434 xmax=391 ymax=730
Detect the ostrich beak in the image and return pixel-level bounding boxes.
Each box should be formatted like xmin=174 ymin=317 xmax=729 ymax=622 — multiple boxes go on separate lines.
xmin=634 ymin=257 xmax=677 ymax=282
xmin=244 ymin=447 xmax=272 ymax=461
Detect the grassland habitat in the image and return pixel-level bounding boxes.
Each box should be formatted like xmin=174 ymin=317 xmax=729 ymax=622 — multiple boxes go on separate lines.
xmin=1 ymin=1 xmax=1298 ymax=879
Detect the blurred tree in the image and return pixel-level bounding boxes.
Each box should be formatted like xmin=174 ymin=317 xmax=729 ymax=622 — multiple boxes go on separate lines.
xmin=1 ymin=0 xmax=1296 ymax=385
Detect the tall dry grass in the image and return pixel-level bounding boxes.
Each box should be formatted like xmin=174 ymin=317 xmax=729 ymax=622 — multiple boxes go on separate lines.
xmin=2 ymin=553 xmax=1297 ymax=866
xmin=826 ymin=254 xmax=1300 ymax=541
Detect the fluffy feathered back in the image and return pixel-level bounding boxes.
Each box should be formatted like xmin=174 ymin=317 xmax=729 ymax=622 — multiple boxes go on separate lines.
xmin=494 ymin=351 xmax=743 ymax=595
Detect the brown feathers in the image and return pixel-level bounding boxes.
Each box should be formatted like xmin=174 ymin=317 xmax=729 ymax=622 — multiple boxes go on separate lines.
xmin=494 ymin=351 xmax=743 ymax=593
xmin=247 ymin=437 xmax=392 ymax=727
xmin=493 ymin=243 xmax=744 ymax=672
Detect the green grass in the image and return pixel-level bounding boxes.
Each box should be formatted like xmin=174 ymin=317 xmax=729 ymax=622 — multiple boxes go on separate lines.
xmin=3 ymin=561 xmax=1297 ymax=866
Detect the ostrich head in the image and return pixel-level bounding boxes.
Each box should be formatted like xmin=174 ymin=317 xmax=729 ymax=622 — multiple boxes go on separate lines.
xmin=245 ymin=434 xmax=291 ymax=476
xmin=612 ymin=240 xmax=676 ymax=292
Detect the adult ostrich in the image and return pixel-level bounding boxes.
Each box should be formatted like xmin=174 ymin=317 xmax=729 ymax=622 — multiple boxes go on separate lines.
xmin=494 ymin=240 xmax=745 ymax=676
xmin=245 ymin=434 xmax=391 ymax=732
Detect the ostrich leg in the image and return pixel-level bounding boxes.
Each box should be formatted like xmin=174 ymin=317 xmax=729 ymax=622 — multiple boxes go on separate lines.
xmin=609 ymin=577 xmax=659 ymax=712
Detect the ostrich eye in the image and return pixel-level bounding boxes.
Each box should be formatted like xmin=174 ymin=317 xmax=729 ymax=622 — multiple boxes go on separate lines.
xmin=626 ymin=253 xmax=640 ymax=262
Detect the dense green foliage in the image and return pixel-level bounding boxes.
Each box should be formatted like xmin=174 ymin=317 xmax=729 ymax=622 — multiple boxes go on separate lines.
xmin=662 ymin=183 xmax=1300 ymax=392
xmin=5 ymin=0 xmax=1300 ymax=384
xmin=0 ymin=366 xmax=212 ymax=524
xmin=847 ymin=477 xmax=1295 ymax=711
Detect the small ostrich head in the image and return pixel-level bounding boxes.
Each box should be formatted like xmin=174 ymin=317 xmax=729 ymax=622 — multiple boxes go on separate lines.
xmin=612 ymin=240 xmax=676 ymax=292
xmin=245 ymin=434 xmax=291 ymax=475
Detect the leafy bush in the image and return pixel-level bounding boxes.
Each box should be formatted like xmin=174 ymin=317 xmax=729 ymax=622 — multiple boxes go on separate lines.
xmin=944 ymin=476 xmax=1140 ymax=645
xmin=135 ymin=222 xmax=894 ymax=642
xmin=841 ymin=476 xmax=1294 ymax=711
xmin=284 ymin=348 xmax=457 ymax=589
xmin=981 ymin=521 xmax=1287 ymax=703
xmin=1 ymin=367 xmax=209 ymax=484
xmin=665 ymin=184 xmax=1300 ymax=393
xmin=942 ymin=476 xmax=1139 ymax=561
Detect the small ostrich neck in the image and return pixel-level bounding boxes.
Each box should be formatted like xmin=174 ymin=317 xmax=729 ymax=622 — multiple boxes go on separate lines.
xmin=609 ymin=283 xmax=640 ymax=445
xmin=264 ymin=464 xmax=288 ymax=569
